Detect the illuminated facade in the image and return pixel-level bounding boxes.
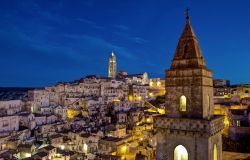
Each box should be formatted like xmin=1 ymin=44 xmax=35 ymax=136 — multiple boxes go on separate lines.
xmin=108 ymin=51 xmax=117 ymax=78
xmin=149 ymin=78 xmax=166 ymax=97
xmin=155 ymin=15 xmax=224 ymax=160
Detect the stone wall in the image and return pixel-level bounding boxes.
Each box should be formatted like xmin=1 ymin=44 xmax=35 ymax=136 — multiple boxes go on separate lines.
xmin=155 ymin=125 xmax=223 ymax=160
xmin=165 ymin=68 xmax=213 ymax=119
xmin=154 ymin=115 xmax=224 ymax=136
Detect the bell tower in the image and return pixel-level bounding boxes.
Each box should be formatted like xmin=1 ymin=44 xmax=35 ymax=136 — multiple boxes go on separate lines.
xmin=166 ymin=14 xmax=213 ymax=119
xmin=154 ymin=14 xmax=224 ymax=160
xmin=108 ymin=51 xmax=116 ymax=78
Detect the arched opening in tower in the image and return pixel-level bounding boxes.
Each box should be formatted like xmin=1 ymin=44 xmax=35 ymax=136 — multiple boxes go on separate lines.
xmin=174 ymin=145 xmax=188 ymax=160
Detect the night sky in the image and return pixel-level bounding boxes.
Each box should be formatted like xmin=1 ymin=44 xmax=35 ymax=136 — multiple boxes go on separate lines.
xmin=1 ymin=0 xmax=250 ymax=87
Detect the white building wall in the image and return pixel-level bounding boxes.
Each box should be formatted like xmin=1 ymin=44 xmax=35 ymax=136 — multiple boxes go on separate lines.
xmin=0 ymin=116 xmax=19 ymax=132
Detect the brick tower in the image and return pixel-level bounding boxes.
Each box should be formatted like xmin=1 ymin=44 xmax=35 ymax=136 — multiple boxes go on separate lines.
xmin=154 ymin=15 xmax=224 ymax=160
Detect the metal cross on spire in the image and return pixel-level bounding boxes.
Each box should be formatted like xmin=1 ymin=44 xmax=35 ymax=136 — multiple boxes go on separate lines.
xmin=185 ymin=8 xmax=190 ymax=20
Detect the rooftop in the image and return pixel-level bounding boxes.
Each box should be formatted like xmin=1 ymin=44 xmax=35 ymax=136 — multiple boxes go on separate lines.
xmin=42 ymin=145 xmax=56 ymax=151
xmin=34 ymin=151 xmax=48 ymax=158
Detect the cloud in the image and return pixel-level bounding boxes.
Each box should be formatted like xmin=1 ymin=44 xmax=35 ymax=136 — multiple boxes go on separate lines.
xmin=76 ymin=18 xmax=95 ymax=25
xmin=75 ymin=18 xmax=104 ymax=29
xmin=113 ymin=25 xmax=148 ymax=44
xmin=132 ymin=37 xmax=149 ymax=44
xmin=114 ymin=31 xmax=149 ymax=44
xmin=0 ymin=29 xmax=89 ymax=71
xmin=63 ymin=33 xmax=137 ymax=60
xmin=114 ymin=24 xmax=129 ymax=31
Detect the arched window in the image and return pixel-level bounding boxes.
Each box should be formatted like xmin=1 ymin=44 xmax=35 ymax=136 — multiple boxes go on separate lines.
xmin=213 ymin=144 xmax=218 ymax=160
xmin=174 ymin=145 xmax=188 ymax=160
xmin=180 ymin=95 xmax=187 ymax=112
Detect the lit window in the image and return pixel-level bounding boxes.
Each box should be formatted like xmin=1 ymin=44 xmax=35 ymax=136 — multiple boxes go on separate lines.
xmin=236 ymin=120 xmax=240 ymax=127
xmin=149 ymin=82 xmax=153 ymax=87
xmin=213 ymin=144 xmax=217 ymax=160
xmin=174 ymin=145 xmax=188 ymax=160
xmin=83 ymin=143 xmax=88 ymax=153
xmin=157 ymin=81 xmax=161 ymax=86
xmin=180 ymin=95 xmax=186 ymax=112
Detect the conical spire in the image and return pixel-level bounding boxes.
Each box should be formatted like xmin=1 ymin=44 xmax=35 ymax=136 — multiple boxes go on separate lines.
xmin=180 ymin=18 xmax=197 ymax=39
xmin=170 ymin=17 xmax=206 ymax=69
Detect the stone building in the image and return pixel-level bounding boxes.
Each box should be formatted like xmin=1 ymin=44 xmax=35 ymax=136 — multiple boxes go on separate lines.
xmin=0 ymin=100 xmax=23 ymax=115
xmin=231 ymin=84 xmax=250 ymax=98
xmin=228 ymin=108 xmax=250 ymax=140
xmin=149 ymin=78 xmax=166 ymax=97
xmin=0 ymin=115 xmax=19 ymax=133
xmin=213 ymin=79 xmax=230 ymax=87
xmin=154 ymin=15 xmax=224 ymax=160
xmin=213 ymin=79 xmax=232 ymax=97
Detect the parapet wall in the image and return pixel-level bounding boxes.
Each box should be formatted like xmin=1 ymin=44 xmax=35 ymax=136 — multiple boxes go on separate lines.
xmin=154 ymin=115 xmax=224 ymax=136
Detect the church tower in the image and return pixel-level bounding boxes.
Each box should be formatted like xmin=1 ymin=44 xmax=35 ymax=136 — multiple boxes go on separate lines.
xmin=154 ymin=14 xmax=224 ymax=160
xmin=108 ymin=51 xmax=116 ymax=78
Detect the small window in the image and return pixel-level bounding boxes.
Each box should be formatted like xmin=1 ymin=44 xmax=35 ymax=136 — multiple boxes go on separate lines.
xmin=180 ymin=95 xmax=187 ymax=112
xmin=236 ymin=120 xmax=240 ymax=127
xmin=184 ymin=44 xmax=188 ymax=54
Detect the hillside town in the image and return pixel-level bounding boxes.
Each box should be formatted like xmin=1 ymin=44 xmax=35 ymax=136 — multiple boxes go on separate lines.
xmin=0 ymin=50 xmax=250 ymax=160
xmin=0 ymin=9 xmax=250 ymax=160
xmin=0 ymin=51 xmax=167 ymax=160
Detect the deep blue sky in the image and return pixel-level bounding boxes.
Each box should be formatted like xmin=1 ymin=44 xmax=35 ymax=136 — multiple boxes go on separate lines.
xmin=0 ymin=0 xmax=250 ymax=87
